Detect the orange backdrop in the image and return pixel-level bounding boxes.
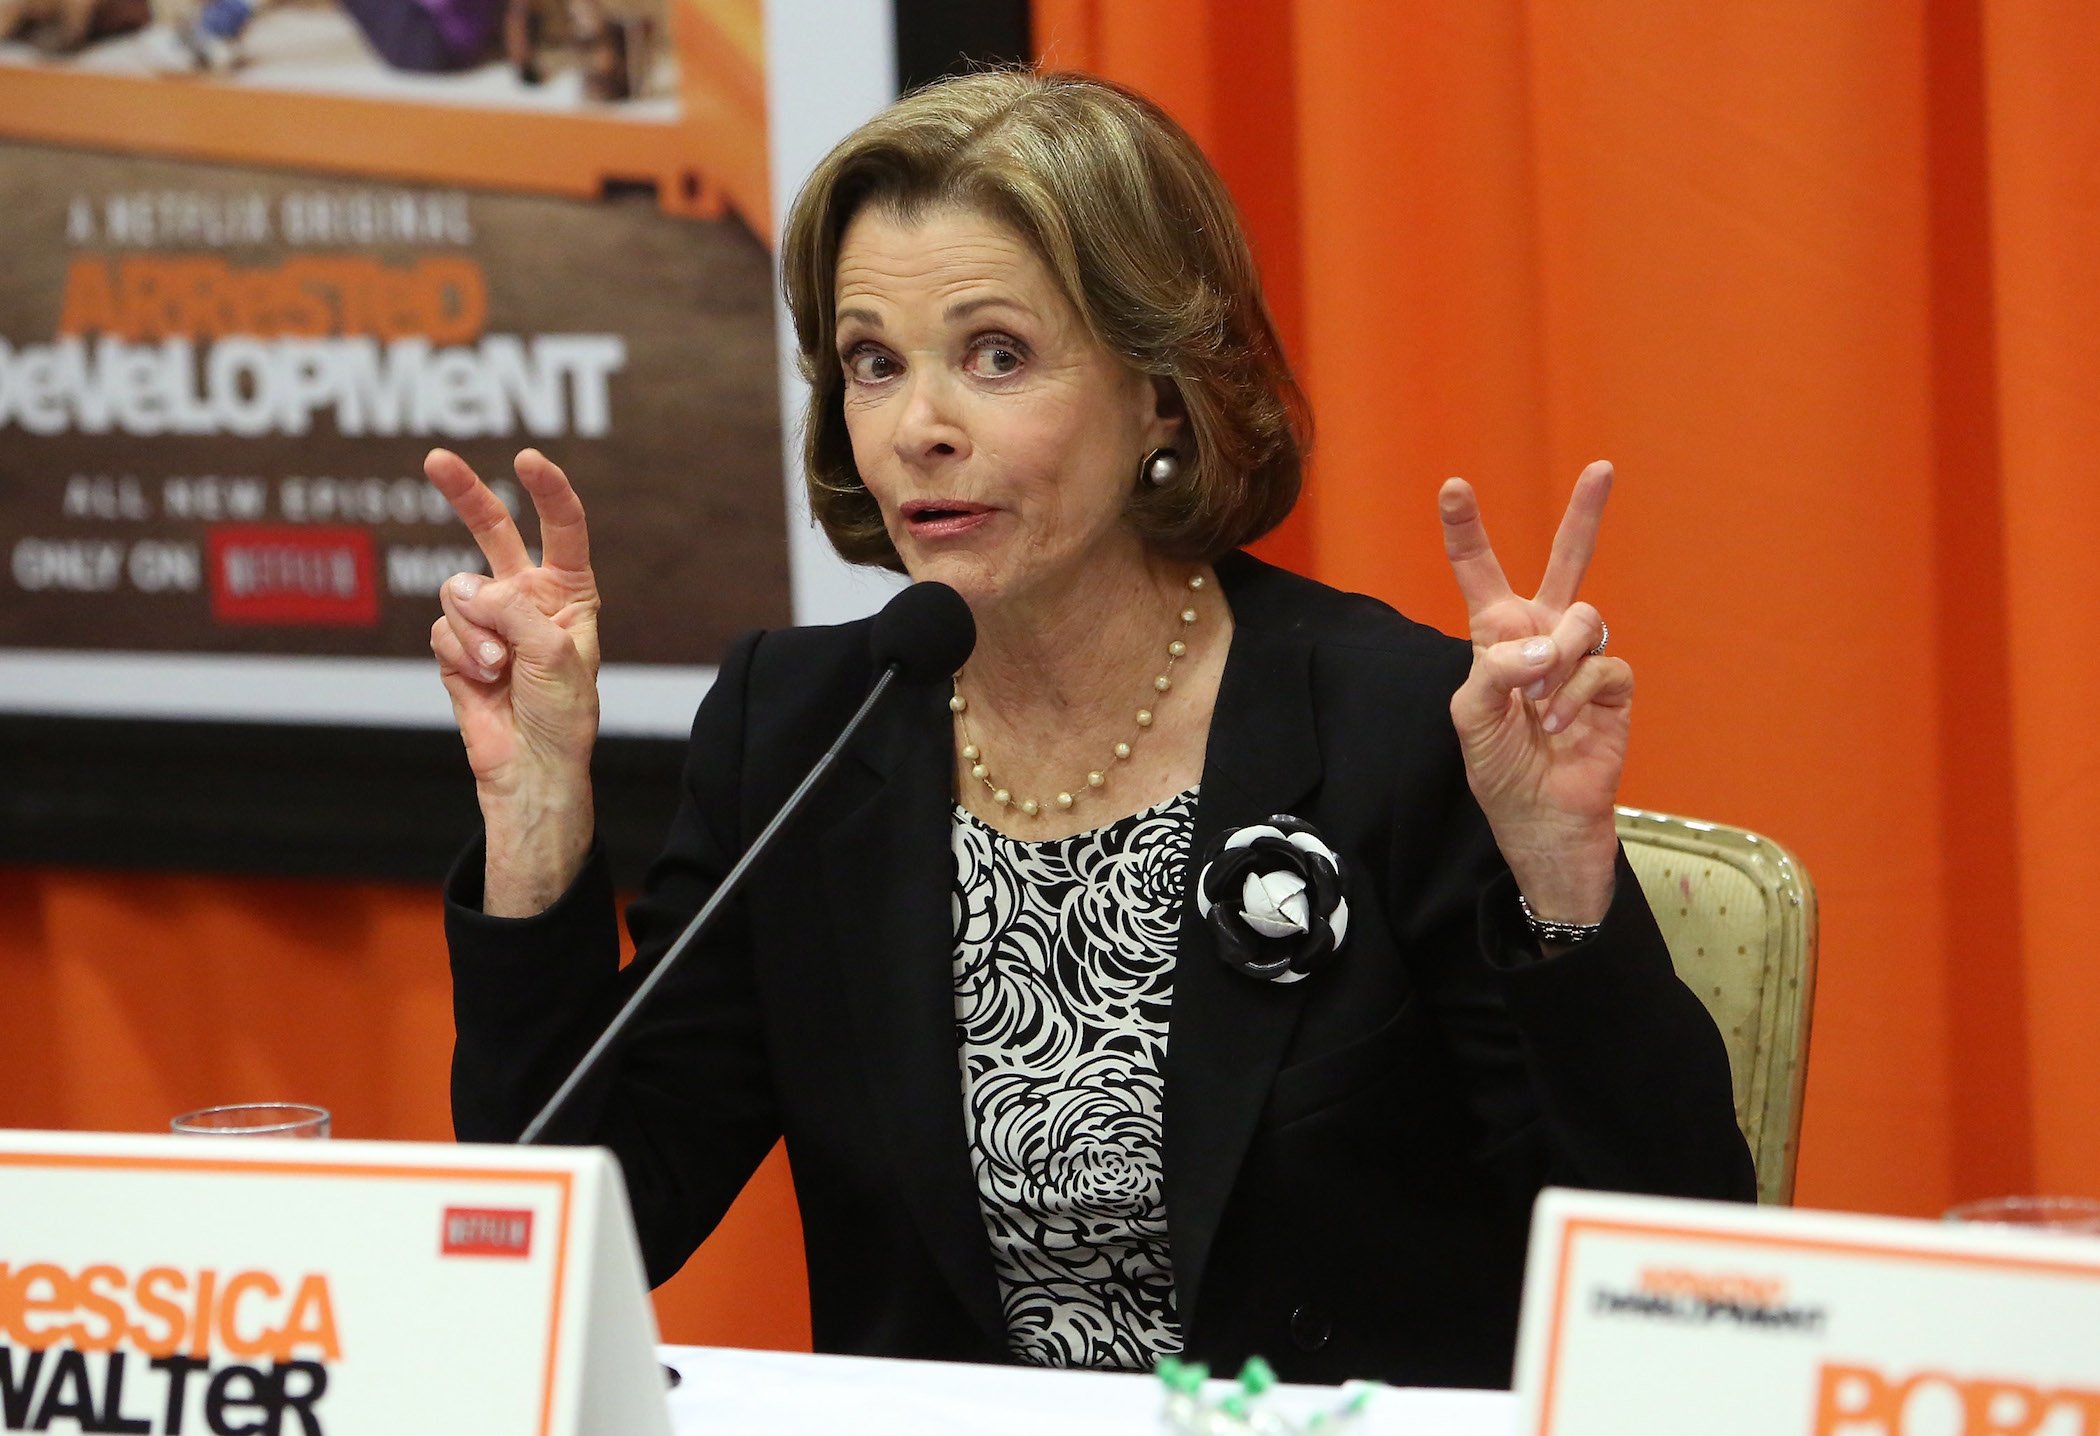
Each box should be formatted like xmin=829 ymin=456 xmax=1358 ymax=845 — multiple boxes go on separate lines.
xmin=4 ymin=0 xmax=2096 ymax=1348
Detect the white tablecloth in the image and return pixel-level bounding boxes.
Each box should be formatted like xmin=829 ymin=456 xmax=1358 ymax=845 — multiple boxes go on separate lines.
xmin=660 ymin=1346 xmax=1518 ymax=1436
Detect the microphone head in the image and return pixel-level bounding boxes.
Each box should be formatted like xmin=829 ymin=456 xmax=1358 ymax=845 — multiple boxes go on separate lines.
xmin=870 ymin=581 xmax=976 ymax=684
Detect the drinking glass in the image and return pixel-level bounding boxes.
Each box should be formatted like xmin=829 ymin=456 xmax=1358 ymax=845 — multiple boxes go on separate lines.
xmin=170 ymin=1103 xmax=331 ymax=1139
xmin=1943 ymin=1195 xmax=2100 ymax=1233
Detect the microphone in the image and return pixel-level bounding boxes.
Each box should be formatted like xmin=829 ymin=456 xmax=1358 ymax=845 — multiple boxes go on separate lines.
xmin=518 ymin=582 xmax=975 ymax=1145
xmin=870 ymin=577 xmax=975 ymax=683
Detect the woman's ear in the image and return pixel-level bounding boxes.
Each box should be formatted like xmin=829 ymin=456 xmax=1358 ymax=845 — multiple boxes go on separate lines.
xmin=1148 ymin=376 xmax=1188 ymax=448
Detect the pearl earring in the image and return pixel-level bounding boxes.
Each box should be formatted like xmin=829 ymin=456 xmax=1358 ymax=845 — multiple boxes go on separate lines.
xmin=1140 ymin=448 xmax=1181 ymax=487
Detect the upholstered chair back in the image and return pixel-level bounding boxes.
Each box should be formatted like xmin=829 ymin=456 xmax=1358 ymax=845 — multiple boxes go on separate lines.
xmin=1616 ymin=806 xmax=1818 ymax=1204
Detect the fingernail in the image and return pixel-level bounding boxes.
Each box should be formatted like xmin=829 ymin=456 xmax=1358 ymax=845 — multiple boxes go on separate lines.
xmin=1523 ymin=679 xmax=1547 ymax=701
xmin=1542 ymin=711 xmax=1563 ymax=734
xmin=478 ymin=640 xmax=505 ymax=666
xmin=453 ymin=575 xmax=482 ymax=599
xmin=1522 ymin=638 xmax=1553 ymax=664
xmin=476 ymin=665 xmax=500 ymax=683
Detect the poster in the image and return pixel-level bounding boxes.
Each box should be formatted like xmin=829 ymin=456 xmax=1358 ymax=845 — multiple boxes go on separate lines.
xmin=0 ymin=0 xmax=899 ymax=736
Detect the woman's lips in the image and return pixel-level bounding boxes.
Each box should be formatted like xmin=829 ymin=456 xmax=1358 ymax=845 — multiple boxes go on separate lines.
xmin=901 ymin=502 xmax=995 ymax=539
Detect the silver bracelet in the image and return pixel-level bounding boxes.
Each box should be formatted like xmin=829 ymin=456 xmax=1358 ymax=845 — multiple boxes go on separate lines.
xmin=1518 ymin=894 xmax=1604 ymax=947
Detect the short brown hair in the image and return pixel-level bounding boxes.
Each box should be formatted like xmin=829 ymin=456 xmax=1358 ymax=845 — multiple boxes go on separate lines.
xmin=780 ymin=68 xmax=1307 ymax=569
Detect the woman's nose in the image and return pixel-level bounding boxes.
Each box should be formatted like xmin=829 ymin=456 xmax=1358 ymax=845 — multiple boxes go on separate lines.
xmin=893 ymin=371 xmax=967 ymax=462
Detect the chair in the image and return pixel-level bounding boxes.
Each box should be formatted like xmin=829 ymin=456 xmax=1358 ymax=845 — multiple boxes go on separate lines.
xmin=1614 ymin=806 xmax=1818 ymax=1204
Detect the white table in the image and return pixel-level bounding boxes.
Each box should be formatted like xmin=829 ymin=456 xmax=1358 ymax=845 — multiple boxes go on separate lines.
xmin=660 ymin=1346 xmax=1518 ymax=1435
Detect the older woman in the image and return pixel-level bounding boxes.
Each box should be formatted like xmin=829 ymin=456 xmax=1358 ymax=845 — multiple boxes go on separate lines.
xmin=428 ymin=70 xmax=1752 ymax=1387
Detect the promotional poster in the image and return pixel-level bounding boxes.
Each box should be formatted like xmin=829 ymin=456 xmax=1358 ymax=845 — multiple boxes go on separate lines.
xmin=0 ymin=0 xmax=892 ymax=736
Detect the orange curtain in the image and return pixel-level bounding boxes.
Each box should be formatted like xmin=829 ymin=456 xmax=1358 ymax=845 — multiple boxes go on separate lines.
xmin=1037 ymin=0 xmax=2100 ymax=1214
xmin=1978 ymin=3 xmax=2100 ymax=1200
xmin=0 ymin=869 xmax=810 ymax=1349
xmin=5 ymin=0 xmax=2095 ymax=1350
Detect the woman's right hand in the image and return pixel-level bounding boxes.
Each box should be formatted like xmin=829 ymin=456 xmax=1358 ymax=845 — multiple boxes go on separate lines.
xmin=426 ymin=447 xmax=602 ymax=912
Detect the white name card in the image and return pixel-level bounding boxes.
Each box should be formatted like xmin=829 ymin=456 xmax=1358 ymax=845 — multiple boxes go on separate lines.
xmin=1513 ymin=1187 xmax=2100 ymax=1436
xmin=0 ymin=1130 xmax=671 ymax=1436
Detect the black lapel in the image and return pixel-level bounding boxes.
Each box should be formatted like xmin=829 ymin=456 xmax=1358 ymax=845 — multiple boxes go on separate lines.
xmin=821 ymin=676 xmax=1007 ymax=1344
xmin=1165 ymin=568 xmax=1324 ymax=1333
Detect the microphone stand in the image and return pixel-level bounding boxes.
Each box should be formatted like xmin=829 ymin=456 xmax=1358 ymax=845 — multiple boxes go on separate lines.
xmin=517 ymin=664 xmax=904 ymax=1145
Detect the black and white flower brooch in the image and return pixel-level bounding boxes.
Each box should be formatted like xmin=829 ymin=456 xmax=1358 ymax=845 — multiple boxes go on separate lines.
xmin=1194 ymin=816 xmax=1350 ymax=984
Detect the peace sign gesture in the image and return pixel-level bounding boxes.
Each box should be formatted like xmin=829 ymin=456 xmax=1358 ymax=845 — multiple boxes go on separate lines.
xmin=1441 ymin=460 xmax=1630 ymax=927
xmin=425 ymin=446 xmax=603 ymax=799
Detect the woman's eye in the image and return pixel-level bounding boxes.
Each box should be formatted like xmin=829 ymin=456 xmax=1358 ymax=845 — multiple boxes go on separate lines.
xmin=966 ymin=341 xmax=1023 ymax=379
xmin=845 ymin=347 xmax=897 ymax=383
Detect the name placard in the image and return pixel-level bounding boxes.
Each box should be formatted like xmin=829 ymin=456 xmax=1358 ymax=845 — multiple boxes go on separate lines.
xmin=0 ymin=1130 xmax=671 ymax=1436
xmin=1513 ymin=1187 xmax=2100 ymax=1436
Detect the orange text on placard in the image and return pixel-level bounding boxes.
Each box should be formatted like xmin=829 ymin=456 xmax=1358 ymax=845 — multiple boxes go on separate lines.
xmin=1813 ymin=1362 xmax=2100 ymax=1435
xmin=1636 ymin=1266 xmax=1787 ymax=1306
xmin=56 ymin=255 xmax=487 ymax=343
xmin=0 ymin=1263 xmax=339 ymax=1362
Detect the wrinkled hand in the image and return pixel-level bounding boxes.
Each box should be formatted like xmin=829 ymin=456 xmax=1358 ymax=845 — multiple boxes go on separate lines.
xmin=1442 ymin=461 xmax=1631 ymax=924
xmin=426 ymin=447 xmax=602 ymax=800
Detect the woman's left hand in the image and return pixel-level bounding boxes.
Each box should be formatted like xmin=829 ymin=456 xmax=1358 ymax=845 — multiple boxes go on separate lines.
xmin=1441 ymin=460 xmax=1630 ymax=926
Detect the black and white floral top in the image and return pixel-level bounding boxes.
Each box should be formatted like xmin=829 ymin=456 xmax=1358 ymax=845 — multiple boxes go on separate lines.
xmin=949 ymin=786 xmax=1198 ymax=1370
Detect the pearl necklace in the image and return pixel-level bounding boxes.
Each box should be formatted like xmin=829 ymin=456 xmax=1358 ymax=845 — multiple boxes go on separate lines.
xmin=950 ymin=573 xmax=1207 ymax=819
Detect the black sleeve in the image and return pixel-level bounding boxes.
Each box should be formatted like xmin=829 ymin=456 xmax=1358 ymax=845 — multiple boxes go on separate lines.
xmin=447 ymin=629 xmax=783 ymax=1284
xmin=1393 ymin=727 xmax=1756 ymax=1204
xmin=1476 ymin=850 xmax=1758 ymax=1200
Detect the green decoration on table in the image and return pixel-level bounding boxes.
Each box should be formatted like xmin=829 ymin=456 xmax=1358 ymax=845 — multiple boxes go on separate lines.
xmin=1155 ymin=1355 xmax=1382 ymax=1435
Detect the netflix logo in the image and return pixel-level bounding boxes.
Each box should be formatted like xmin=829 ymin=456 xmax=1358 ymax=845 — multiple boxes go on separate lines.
xmin=207 ymin=524 xmax=377 ymax=626
xmin=439 ymin=1209 xmax=533 ymax=1259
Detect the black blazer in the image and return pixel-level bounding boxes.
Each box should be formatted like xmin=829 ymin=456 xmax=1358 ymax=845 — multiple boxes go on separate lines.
xmin=448 ymin=551 xmax=1753 ymax=1388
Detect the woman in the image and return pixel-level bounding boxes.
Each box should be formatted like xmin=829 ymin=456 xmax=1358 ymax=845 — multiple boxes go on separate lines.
xmin=429 ymin=69 xmax=1752 ymax=1387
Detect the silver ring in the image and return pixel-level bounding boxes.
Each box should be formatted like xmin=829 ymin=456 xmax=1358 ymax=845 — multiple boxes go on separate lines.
xmin=1588 ymin=621 xmax=1609 ymax=658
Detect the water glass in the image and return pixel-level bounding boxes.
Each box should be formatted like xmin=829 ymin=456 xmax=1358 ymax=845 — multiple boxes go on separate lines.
xmin=170 ymin=1103 xmax=331 ymax=1139
xmin=1943 ymin=1195 xmax=2100 ymax=1233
